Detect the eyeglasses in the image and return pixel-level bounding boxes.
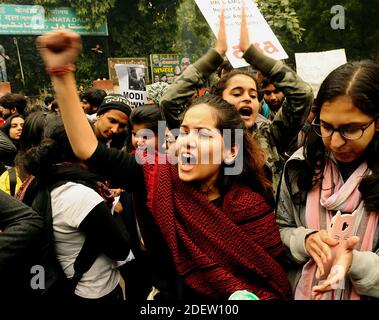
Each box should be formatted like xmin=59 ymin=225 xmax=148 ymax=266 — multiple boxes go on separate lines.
xmin=311 ymin=118 xmax=376 ymax=140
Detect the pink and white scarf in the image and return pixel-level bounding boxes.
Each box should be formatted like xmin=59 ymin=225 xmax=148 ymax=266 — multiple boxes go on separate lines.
xmin=295 ymin=157 xmax=378 ymax=300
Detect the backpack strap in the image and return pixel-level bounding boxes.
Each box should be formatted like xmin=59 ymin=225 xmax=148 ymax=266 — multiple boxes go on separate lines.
xmin=32 ymin=180 xmax=100 ymax=295
xmin=8 ymin=167 xmax=17 ymax=197
xmin=49 ymin=180 xmax=100 ymax=292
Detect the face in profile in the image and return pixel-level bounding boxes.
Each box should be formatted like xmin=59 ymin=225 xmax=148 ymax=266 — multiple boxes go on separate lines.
xmin=81 ymin=98 xmax=91 ymax=114
xmin=176 ymin=104 xmax=229 ymax=189
xmin=319 ymin=95 xmax=377 ymax=163
xmin=222 ymin=74 xmax=260 ymax=129
xmin=95 ymin=109 xmax=129 ymax=142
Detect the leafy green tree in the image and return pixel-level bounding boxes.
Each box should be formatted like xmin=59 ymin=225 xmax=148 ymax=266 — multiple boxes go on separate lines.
xmin=174 ymin=0 xmax=305 ymax=61
xmin=291 ymin=0 xmax=379 ymax=61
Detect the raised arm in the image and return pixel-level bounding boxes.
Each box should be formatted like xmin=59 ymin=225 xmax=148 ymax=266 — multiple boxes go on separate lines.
xmin=37 ymin=30 xmax=97 ymax=160
xmin=159 ymin=9 xmax=226 ymax=130
xmin=239 ymin=7 xmax=313 ymax=154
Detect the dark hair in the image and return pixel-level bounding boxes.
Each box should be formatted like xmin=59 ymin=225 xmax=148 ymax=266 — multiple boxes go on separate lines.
xmin=292 ymin=60 xmax=379 ymax=211
xmin=23 ymin=115 xmax=78 ymax=179
xmin=18 ymin=112 xmax=47 ymax=152
xmin=210 ymin=69 xmax=258 ymax=97
xmin=15 ymin=112 xmax=48 ymax=180
xmin=0 ymin=93 xmax=27 ymax=116
xmin=44 ymin=95 xmax=54 ymax=106
xmin=216 ymin=60 xmax=234 ymax=78
xmin=185 ymin=95 xmax=272 ymax=201
xmin=261 ymin=77 xmax=273 ymax=89
xmin=1 ymin=113 xmax=25 ymax=139
xmin=129 ymin=104 xmax=163 ymax=134
xmin=81 ymin=88 xmax=107 ymax=108
xmin=51 ymin=100 xmax=59 ymax=113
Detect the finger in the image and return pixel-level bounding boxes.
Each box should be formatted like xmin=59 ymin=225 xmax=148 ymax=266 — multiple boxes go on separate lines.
xmin=239 ymin=2 xmax=249 ymax=49
xmin=320 ymin=231 xmax=339 ymax=246
xmin=312 ymin=281 xmax=330 ymax=293
xmin=324 ymin=271 xmax=343 ymax=290
xmin=218 ymin=7 xmax=225 ymax=38
xmin=312 ymin=286 xmax=327 ymax=300
xmin=346 ymin=236 xmax=359 ymax=249
xmin=215 ymin=5 xmax=226 ymax=55
xmin=313 ymin=292 xmax=323 ymax=300
xmin=241 ymin=1 xmax=247 ymax=28
xmin=310 ymin=252 xmax=325 ymax=278
xmin=310 ymin=242 xmax=328 ymax=264
xmin=323 ymin=237 xmax=339 ymax=247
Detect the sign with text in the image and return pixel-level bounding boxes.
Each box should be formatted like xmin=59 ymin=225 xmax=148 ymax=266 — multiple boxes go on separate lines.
xmin=114 ymin=64 xmax=147 ymax=108
xmin=0 ymin=4 xmax=108 ymax=35
xmin=295 ymin=49 xmax=347 ymax=96
xmin=150 ymin=53 xmax=192 ymax=84
xmin=195 ymin=0 xmax=288 ymax=68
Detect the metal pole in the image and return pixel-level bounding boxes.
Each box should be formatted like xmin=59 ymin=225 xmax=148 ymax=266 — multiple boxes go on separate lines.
xmin=13 ymin=37 xmax=25 ymax=86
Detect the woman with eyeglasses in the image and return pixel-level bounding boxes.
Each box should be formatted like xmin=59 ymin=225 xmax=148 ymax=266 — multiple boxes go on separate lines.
xmin=276 ymin=60 xmax=379 ymax=300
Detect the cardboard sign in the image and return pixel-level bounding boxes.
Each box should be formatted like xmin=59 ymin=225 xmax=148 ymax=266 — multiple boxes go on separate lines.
xmin=295 ymin=49 xmax=347 ymax=96
xmin=195 ymin=0 xmax=288 ymax=68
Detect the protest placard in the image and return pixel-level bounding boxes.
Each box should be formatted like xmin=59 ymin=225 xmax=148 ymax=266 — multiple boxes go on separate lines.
xmin=295 ymin=49 xmax=347 ymax=95
xmin=114 ymin=64 xmax=147 ymax=108
xmin=108 ymin=58 xmax=148 ymax=93
xmin=150 ymin=54 xmax=192 ymax=84
xmin=195 ymin=0 xmax=288 ymax=68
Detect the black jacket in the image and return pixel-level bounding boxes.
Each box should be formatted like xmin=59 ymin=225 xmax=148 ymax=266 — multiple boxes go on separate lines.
xmin=0 ymin=189 xmax=44 ymax=299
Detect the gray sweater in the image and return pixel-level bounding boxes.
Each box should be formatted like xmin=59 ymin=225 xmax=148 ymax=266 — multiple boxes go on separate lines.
xmin=276 ymin=148 xmax=379 ymax=298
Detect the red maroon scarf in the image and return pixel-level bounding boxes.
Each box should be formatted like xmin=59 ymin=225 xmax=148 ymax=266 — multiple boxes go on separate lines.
xmin=141 ymin=156 xmax=292 ymax=300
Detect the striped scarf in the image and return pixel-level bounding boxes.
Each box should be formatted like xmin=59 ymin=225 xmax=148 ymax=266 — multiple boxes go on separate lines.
xmin=295 ymin=157 xmax=378 ymax=299
xmin=140 ymin=154 xmax=292 ymax=300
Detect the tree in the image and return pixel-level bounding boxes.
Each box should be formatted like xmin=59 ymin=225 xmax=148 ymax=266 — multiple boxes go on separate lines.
xmin=291 ymin=0 xmax=379 ymax=61
xmin=174 ymin=0 xmax=305 ymax=61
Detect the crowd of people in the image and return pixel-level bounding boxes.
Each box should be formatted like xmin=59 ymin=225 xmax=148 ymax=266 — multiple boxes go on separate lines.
xmin=0 ymin=8 xmax=378 ymax=305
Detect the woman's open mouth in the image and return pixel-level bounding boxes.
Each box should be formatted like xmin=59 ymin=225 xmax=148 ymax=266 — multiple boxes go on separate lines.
xmin=238 ymin=107 xmax=253 ymax=119
xmin=179 ymin=152 xmax=198 ymax=172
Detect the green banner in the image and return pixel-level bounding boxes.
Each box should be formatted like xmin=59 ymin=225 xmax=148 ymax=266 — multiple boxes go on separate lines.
xmin=150 ymin=53 xmax=192 ymax=84
xmin=0 ymin=4 xmax=108 ymax=36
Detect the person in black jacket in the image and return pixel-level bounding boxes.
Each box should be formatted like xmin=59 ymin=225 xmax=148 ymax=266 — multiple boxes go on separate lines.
xmin=0 ymin=189 xmax=44 ymax=300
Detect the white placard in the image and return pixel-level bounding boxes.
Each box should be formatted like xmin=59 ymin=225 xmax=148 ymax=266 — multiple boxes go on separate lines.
xmin=115 ymin=64 xmax=147 ymax=107
xmin=295 ymin=49 xmax=347 ymax=96
xmin=195 ymin=0 xmax=288 ymax=68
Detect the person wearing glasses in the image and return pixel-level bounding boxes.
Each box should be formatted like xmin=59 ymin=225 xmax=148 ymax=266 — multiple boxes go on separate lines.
xmin=276 ymin=60 xmax=379 ymax=299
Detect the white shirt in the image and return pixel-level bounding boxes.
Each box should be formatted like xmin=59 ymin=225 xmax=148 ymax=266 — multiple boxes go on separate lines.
xmin=51 ymin=182 xmax=120 ymax=299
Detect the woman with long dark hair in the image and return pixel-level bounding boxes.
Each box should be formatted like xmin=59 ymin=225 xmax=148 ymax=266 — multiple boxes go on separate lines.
xmin=21 ymin=115 xmax=130 ymax=302
xmin=160 ymin=10 xmax=313 ymax=194
xmin=276 ymin=60 xmax=379 ymax=299
xmin=36 ymin=29 xmax=292 ymax=300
